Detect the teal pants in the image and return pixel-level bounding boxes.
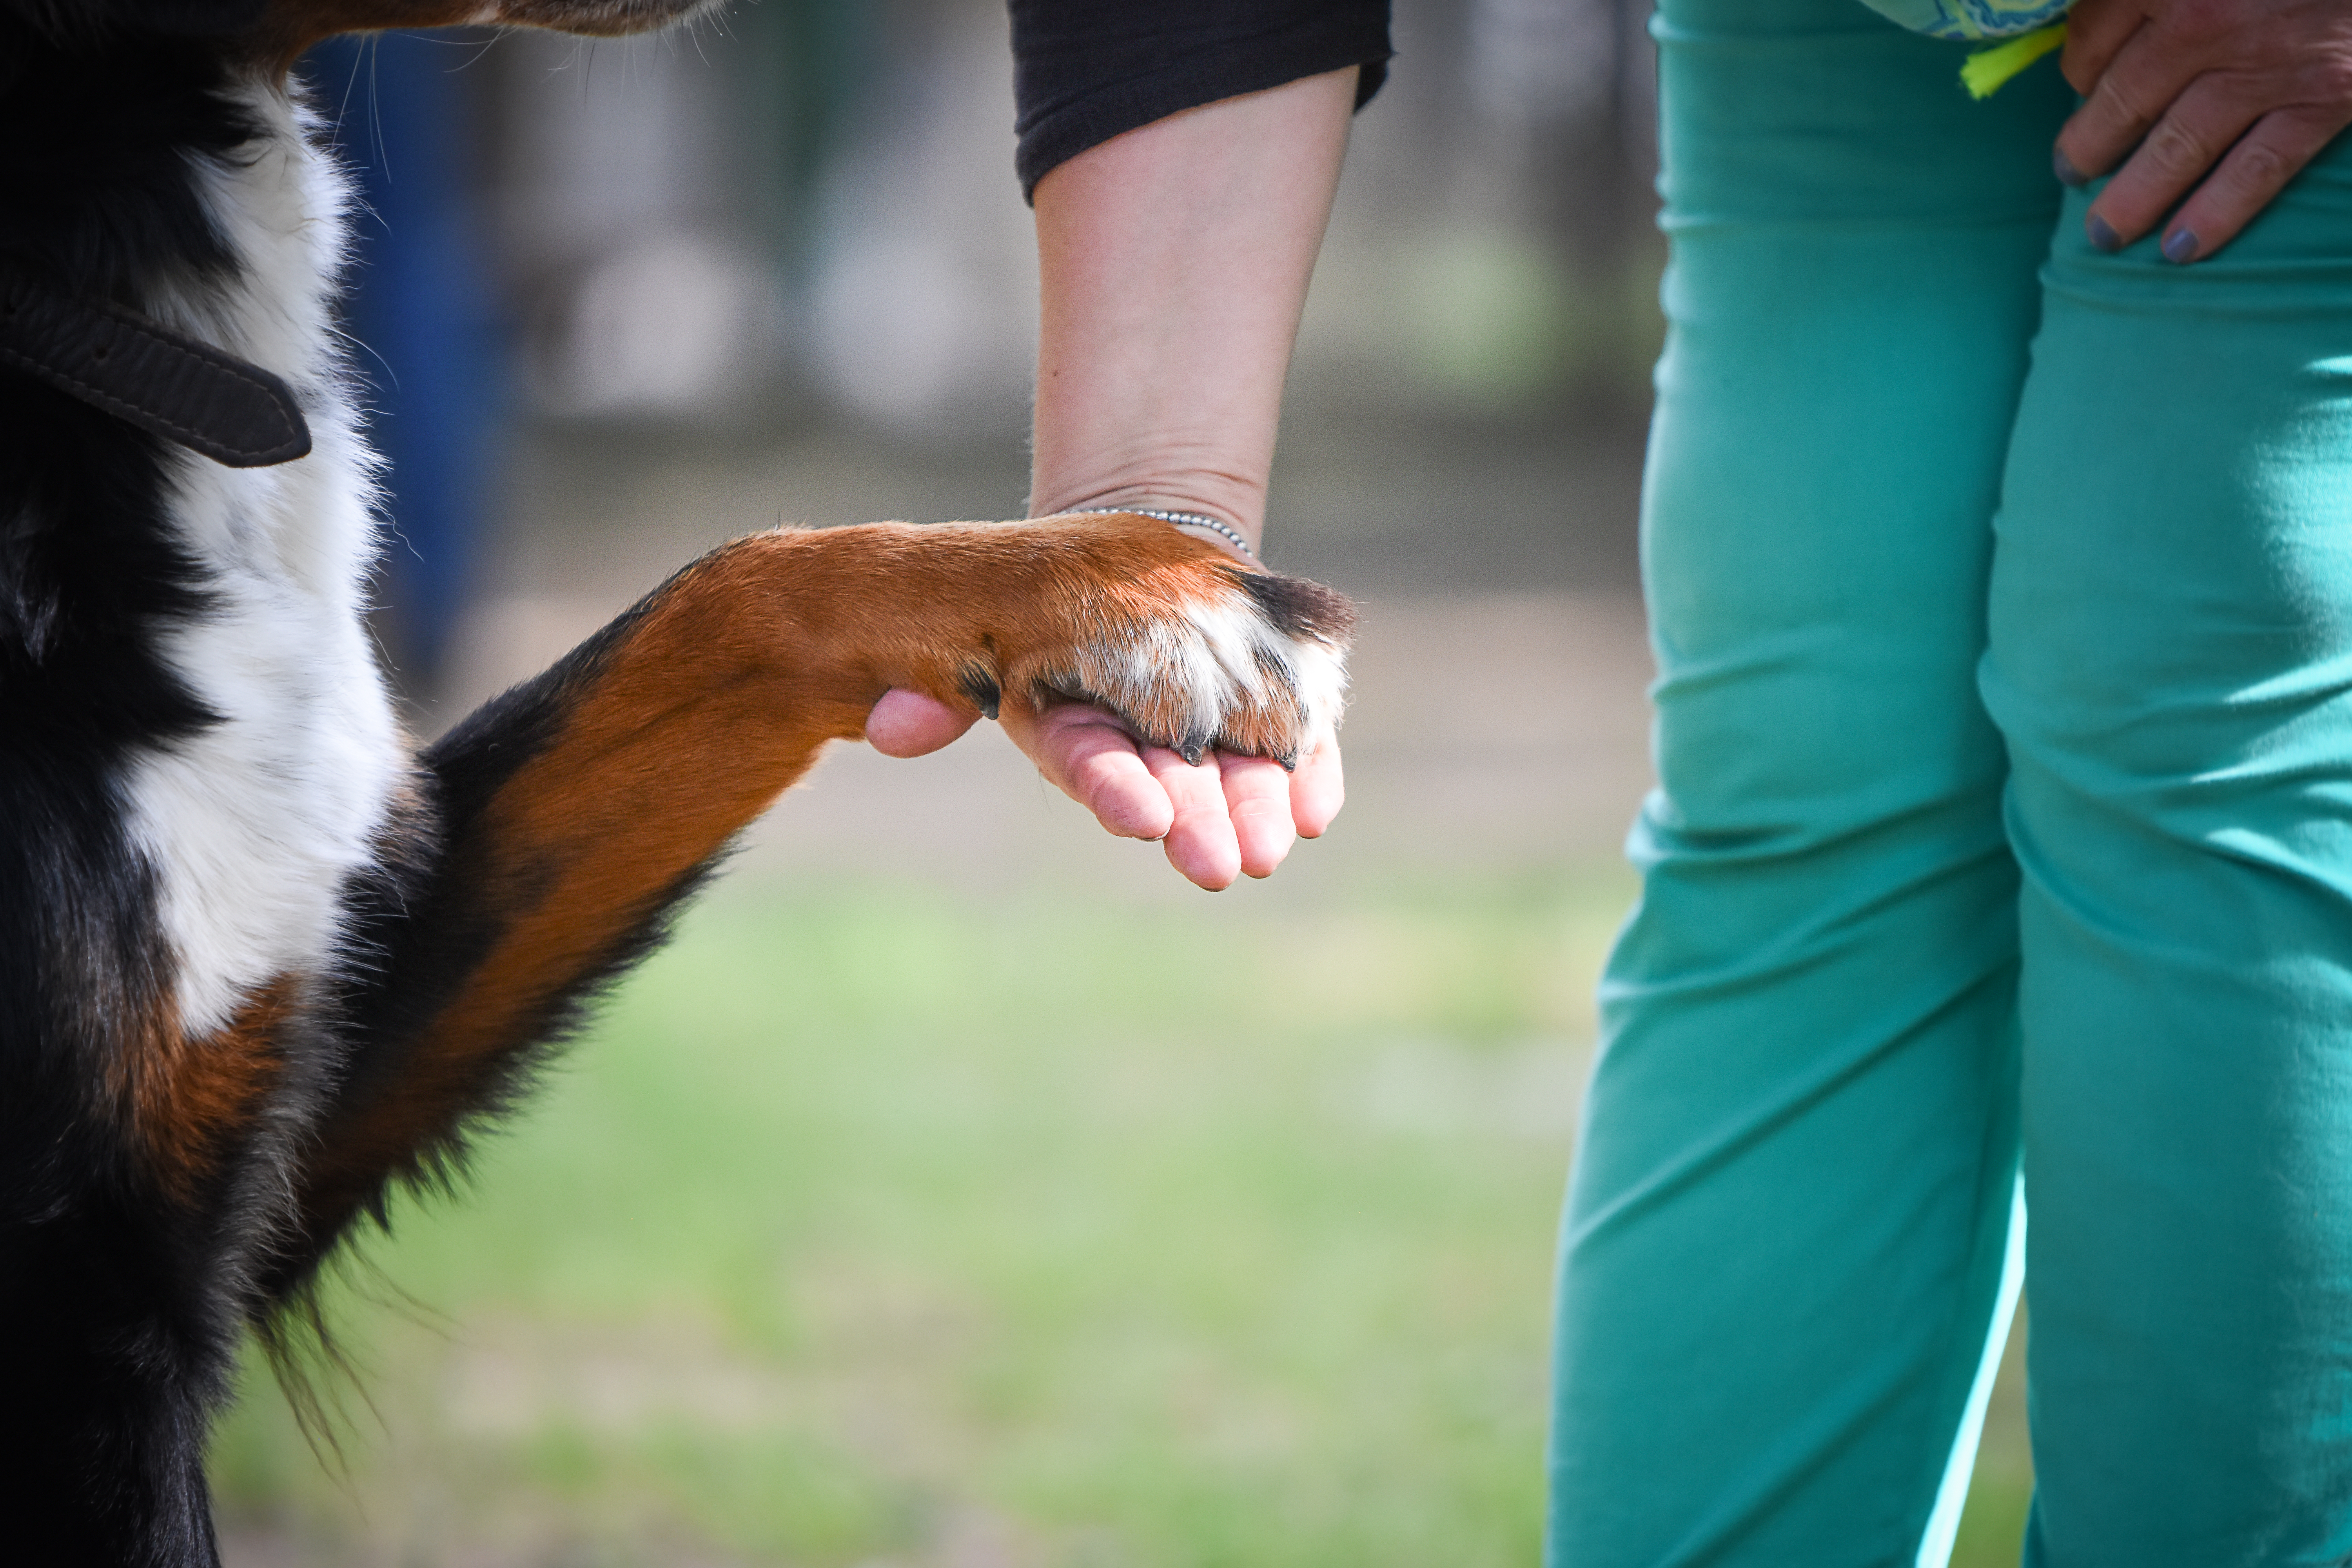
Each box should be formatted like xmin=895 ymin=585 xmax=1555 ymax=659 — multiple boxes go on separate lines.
xmin=1548 ymin=0 xmax=2352 ymax=1561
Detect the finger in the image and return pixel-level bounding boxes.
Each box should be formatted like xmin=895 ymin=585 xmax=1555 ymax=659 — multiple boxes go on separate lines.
xmin=2055 ymin=19 xmax=2204 ymax=190
xmin=2059 ymin=0 xmax=2148 ymax=99
xmin=1289 ymin=727 xmax=1346 ymax=839
xmin=1003 ymin=702 xmax=1176 ymax=841
xmin=1063 ymin=730 xmax=1178 ymax=841
xmin=864 ymin=688 xmax=978 ymax=757
xmin=1220 ymin=753 xmax=1298 ymax=879
xmin=1146 ymin=744 xmax=1241 ymax=891
xmin=2158 ymin=105 xmax=2349 ymax=261
xmin=2085 ymin=76 xmax=2269 ymax=249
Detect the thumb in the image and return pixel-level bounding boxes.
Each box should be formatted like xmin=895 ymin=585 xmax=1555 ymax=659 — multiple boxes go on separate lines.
xmin=866 ymin=688 xmax=977 ymax=757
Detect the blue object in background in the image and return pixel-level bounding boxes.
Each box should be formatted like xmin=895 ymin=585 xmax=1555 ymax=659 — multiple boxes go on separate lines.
xmin=306 ymin=33 xmax=505 ymax=694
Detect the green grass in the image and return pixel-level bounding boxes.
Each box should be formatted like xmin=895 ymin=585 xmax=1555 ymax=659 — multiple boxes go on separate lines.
xmin=209 ymin=867 xmax=2032 ymax=1566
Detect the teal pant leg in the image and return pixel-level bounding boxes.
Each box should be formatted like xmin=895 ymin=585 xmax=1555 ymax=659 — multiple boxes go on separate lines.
xmin=1985 ymin=152 xmax=2352 ymax=1564
xmin=1546 ymin=1 xmax=2070 ymax=1560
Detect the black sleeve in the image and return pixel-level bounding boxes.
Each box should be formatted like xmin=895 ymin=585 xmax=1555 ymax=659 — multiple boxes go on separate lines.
xmin=1009 ymin=0 xmax=1393 ymax=200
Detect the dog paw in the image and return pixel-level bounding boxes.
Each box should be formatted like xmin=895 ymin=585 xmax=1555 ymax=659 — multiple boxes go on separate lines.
xmin=1002 ymin=516 xmax=1356 ymax=769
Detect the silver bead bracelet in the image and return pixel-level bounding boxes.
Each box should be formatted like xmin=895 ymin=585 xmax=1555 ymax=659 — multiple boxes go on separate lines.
xmin=1073 ymin=506 xmax=1256 ymax=562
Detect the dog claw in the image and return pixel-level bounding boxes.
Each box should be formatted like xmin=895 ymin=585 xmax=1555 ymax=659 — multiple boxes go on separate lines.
xmin=957 ymin=666 xmax=1002 ymax=720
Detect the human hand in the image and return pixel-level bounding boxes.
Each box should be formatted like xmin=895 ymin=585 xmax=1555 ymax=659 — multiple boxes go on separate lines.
xmin=1012 ymin=71 xmax=1355 ymax=885
xmin=2054 ymin=0 xmax=2352 ymax=261
xmin=866 ymin=686 xmax=1344 ymax=892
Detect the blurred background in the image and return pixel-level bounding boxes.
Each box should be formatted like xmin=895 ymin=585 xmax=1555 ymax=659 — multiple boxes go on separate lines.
xmin=214 ymin=3 xmax=2031 ymax=1564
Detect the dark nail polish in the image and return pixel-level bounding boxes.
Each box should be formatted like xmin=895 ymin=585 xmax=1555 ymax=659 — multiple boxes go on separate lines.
xmin=2054 ymin=147 xmax=2088 ymax=187
xmin=2162 ymin=227 xmax=2199 ymax=264
xmin=2086 ymin=212 xmax=2123 ymax=253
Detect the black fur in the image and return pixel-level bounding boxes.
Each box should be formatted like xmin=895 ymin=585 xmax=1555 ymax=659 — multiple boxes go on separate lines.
xmin=1234 ymin=564 xmax=1356 ymax=647
xmin=0 ymin=16 xmax=258 ymax=1564
xmin=6 ymin=0 xmax=268 ymax=49
xmin=0 ymin=16 xmax=734 ymax=1559
xmin=957 ymin=662 xmax=1005 ymax=719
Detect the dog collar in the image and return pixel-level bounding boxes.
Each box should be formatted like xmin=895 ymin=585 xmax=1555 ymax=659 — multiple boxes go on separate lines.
xmin=0 ymin=265 xmax=311 ymax=469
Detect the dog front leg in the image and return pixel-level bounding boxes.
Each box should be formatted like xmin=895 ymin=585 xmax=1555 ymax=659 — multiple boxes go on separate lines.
xmin=266 ymin=515 xmax=1349 ymax=1297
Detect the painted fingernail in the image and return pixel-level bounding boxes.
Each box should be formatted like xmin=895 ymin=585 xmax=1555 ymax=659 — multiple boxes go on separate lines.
xmin=2161 ymin=227 xmax=2199 ymax=264
xmin=2054 ymin=147 xmax=2088 ymax=187
xmin=2086 ymin=212 xmax=2123 ymax=252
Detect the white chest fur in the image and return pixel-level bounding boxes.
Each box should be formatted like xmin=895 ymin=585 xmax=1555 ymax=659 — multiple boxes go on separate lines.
xmin=119 ymin=78 xmax=403 ymax=1036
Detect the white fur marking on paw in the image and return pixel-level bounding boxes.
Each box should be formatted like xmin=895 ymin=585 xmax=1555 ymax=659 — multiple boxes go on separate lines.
xmin=1096 ymin=577 xmax=1348 ymax=757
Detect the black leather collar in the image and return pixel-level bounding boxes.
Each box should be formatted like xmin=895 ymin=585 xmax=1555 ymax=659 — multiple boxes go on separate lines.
xmin=0 ymin=266 xmax=311 ymax=469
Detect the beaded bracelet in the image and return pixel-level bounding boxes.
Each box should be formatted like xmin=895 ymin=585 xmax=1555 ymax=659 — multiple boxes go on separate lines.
xmin=1073 ymin=506 xmax=1256 ymax=562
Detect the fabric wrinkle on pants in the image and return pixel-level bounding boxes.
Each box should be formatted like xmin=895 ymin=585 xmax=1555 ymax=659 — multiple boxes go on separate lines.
xmin=1546 ymin=0 xmax=2352 ymax=1561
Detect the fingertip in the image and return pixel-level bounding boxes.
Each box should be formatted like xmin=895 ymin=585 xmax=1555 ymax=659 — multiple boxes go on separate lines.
xmin=1235 ymin=819 xmax=1296 ymax=880
xmin=2169 ymin=119 xmax=2337 ymax=269
xmin=1161 ymin=797 xmax=1242 ymax=892
xmin=1083 ymin=768 xmax=1175 ymax=841
xmin=1125 ymin=801 xmax=1178 ymax=842
xmin=1170 ymin=835 xmax=1241 ymax=891
xmin=1218 ymin=755 xmax=1297 ymax=878
xmin=1293 ymin=779 xmax=1343 ymax=838
xmin=1163 ymin=797 xmax=1242 ymax=887
xmin=1171 ymin=818 xmax=1241 ymax=888
xmin=1289 ymin=743 xmax=1346 ymax=839
xmin=866 ymin=688 xmax=978 ymax=757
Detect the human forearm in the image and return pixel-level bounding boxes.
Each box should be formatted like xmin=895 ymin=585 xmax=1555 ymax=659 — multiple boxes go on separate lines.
xmin=1028 ymin=67 xmax=1357 ymax=550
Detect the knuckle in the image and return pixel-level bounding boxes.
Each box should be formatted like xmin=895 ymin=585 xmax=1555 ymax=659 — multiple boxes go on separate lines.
xmin=2246 ymin=48 xmax=2352 ymax=119
xmin=2170 ymin=0 xmax=2227 ymax=42
xmin=2228 ymin=134 xmax=2295 ymax=192
xmin=2305 ymin=43 xmax=2352 ymax=97
xmin=2093 ymin=73 xmax=2157 ymax=133
xmin=2141 ymin=115 xmax=2215 ymax=176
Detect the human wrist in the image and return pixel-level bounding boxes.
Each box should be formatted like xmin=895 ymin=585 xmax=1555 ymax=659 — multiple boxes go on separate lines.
xmin=1067 ymin=506 xmax=1257 ymax=563
xmin=1029 ymin=477 xmax=1265 ymax=556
